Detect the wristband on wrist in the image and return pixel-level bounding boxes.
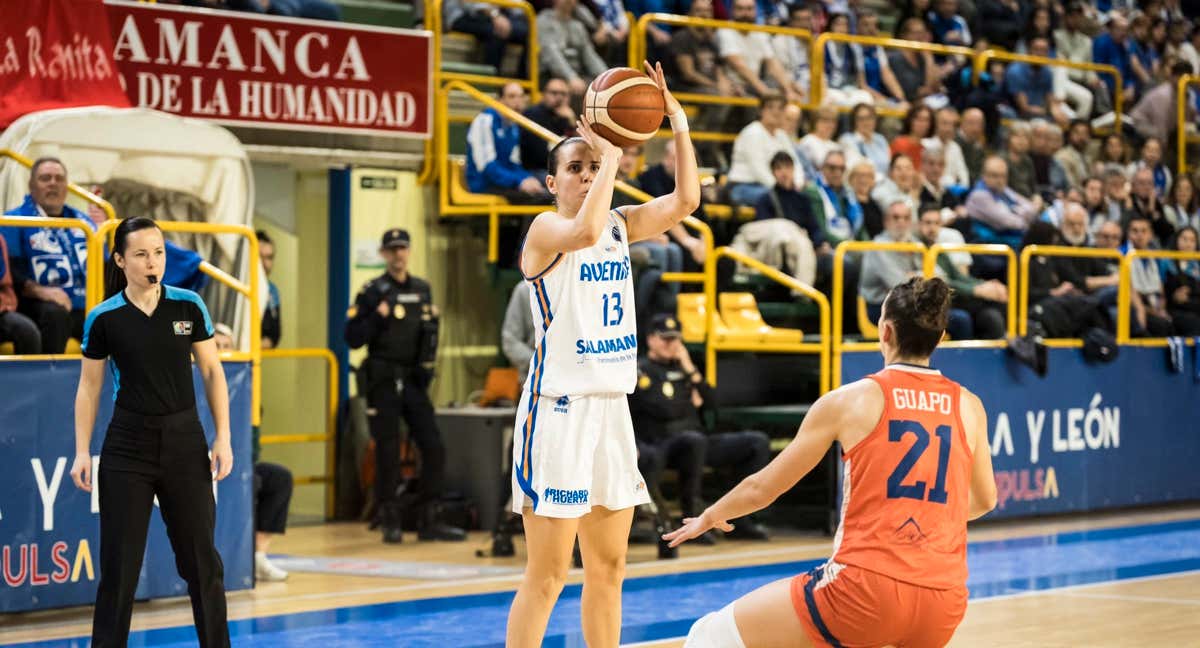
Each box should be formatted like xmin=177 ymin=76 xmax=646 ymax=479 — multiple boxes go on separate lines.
xmin=668 ymin=109 xmax=689 ymax=133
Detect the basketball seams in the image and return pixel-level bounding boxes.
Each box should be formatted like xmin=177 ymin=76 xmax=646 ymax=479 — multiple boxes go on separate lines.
xmin=583 ymin=67 xmax=664 ymax=146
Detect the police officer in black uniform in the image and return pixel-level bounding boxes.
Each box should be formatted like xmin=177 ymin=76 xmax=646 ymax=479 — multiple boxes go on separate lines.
xmin=629 ymin=314 xmax=772 ymax=542
xmin=345 ymin=228 xmax=465 ymax=543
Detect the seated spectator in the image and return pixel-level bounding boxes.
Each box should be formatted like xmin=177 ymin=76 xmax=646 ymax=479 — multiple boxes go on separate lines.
xmin=637 ymin=140 xmax=707 ymax=267
xmin=1003 ymin=124 xmax=1036 ymax=199
xmin=520 ymin=77 xmax=576 ymax=178
xmin=612 ymin=145 xmax=643 ymax=209
xmin=0 ymin=231 xmax=40 ymax=354
xmin=872 ymin=154 xmax=923 ymax=219
xmin=919 ymin=145 xmax=970 ymax=235
xmin=670 ymin=0 xmax=734 ymax=154
xmin=727 ymin=94 xmax=802 ymax=207
xmin=1022 ymin=220 xmax=1112 ymax=338
xmin=889 ymin=19 xmax=942 ymax=106
xmin=916 ymin=208 xmax=1007 ymax=339
xmin=839 ymin=103 xmax=891 ymax=180
xmin=584 ymin=0 xmax=630 ymax=65
xmin=718 ymin=0 xmax=799 ymax=102
xmin=861 ymin=201 xmax=924 ymax=324
xmin=976 ymin=0 xmax=1022 ymax=51
xmin=628 ymin=0 xmax=675 ymax=62
xmin=1130 ymin=167 xmax=1175 ymax=245
xmin=1092 ymin=133 xmax=1130 ymax=177
xmin=1179 ymin=23 xmax=1200 ymax=77
xmin=1129 ymin=62 xmax=1196 ymax=149
xmin=849 ymin=160 xmax=885 ymax=239
xmin=466 ymin=83 xmax=547 ymax=199
xmin=797 ymin=105 xmax=842 ymax=179
xmin=1127 ymin=137 xmax=1171 ymax=199
xmin=1081 ymin=176 xmax=1111 ymax=231
xmin=1052 ymin=3 xmax=1104 ymax=119
xmin=922 ymin=106 xmax=970 ymax=189
xmin=228 ymin=0 xmax=340 ymax=20
xmin=501 ymin=282 xmax=535 ymax=386
xmin=629 ymin=314 xmax=770 ymax=542
xmin=1100 ymin=164 xmax=1134 ymax=225
xmin=772 ymin=4 xmax=814 ymax=102
xmin=807 ymin=150 xmax=865 ymax=333
xmin=965 ymin=156 xmax=1043 ymax=247
xmin=1014 ymin=6 xmax=1054 ymax=55
xmin=821 ymin=13 xmax=876 ymax=107
xmin=1127 ymin=15 xmax=1159 ymax=95
xmin=856 ymin=10 xmax=910 ymax=109
xmin=443 ymin=0 xmax=529 ymax=76
xmin=890 ymin=104 xmax=934 ymax=170
xmin=1092 ymin=15 xmax=1138 ymax=105
xmin=754 ymin=153 xmax=824 ymax=253
xmin=1162 ymin=227 xmax=1200 ymax=333
xmin=1127 ymin=215 xmax=1176 ymax=336
xmin=957 ymin=107 xmax=989 ymax=185
xmin=1164 ymin=175 xmax=1200 ymax=231
xmin=538 ymin=0 xmax=607 ymax=99
xmin=928 ymin=0 xmax=971 ymax=48
xmin=1055 ymin=119 xmax=1092 ymax=191
xmin=1006 ymin=38 xmax=1069 ymax=124
xmin=1029 ymin=121 xmax=1069 ymax=201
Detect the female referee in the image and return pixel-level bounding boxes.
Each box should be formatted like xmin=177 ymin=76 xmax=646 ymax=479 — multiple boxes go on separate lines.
xmin=505 ymin=61 xmax=700 ymax=648
xmin=666 ymin=277 xmax=998 ymax=648
xmin=69 ymin=216 xmax=232 ymax=647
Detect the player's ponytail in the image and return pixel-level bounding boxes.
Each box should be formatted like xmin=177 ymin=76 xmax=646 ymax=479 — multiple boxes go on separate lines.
xmin=105 ymin=217 xmax=161 ymax=299
xmin=882 ymin=277 xmax=952 ymax=358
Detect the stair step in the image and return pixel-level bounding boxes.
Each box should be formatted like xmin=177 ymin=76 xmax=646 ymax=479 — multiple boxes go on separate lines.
xmin=442 ymin=60 xmax=499 ymax=76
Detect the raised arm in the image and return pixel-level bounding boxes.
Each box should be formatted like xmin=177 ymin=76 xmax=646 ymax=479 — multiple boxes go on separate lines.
xmin=70 ymin=357 xmax=106 ymax=492
xmin=625 ymin=61 xmax=702 ymax=243
xmin=193 ymin=337 xmax=233 ymax=481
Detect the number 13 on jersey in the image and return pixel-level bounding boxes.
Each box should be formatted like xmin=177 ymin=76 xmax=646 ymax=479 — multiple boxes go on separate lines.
xmin=601 ymin=292 xmax=624 ymax=326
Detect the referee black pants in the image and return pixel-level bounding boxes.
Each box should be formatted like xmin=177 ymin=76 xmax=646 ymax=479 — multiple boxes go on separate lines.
xmin=93 ymin=407 xmax=229 ymax=648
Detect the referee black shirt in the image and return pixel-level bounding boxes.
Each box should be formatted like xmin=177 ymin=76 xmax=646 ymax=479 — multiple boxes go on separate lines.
xmin=82 ymin=286 xmax=215 ymax=416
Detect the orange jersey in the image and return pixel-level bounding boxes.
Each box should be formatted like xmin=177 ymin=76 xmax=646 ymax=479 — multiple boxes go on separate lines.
xmin=831 ymin=364 xmax=974 ymax=590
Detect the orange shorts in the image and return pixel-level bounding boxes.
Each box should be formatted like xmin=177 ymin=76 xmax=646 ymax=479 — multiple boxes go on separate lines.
xmin=791 ymin=562 xmax=968 ymax=648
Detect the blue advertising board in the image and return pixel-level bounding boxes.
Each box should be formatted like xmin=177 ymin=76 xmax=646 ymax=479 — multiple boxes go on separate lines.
xmin=0 ymin=360 xmax=253 ymax=613
xmin=841 ymin=346 xmax=1200 ymax=518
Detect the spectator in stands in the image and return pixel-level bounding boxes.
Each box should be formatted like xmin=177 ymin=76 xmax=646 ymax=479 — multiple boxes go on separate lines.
xmin=871 ymin=154 xmax=922 ymax=218
xmin=669 ymin=0 xmax=734 ymax=166
xmin=628 ymin=0 xmax=675 ymax=61
xmin=850 ymin=160 xmax=885 ymax=239
xmin=1053 ymin=3 xmax=1105 ymax=119
xmin=958 ymin=107 xmax=988 ymax=184
xmin=772 ymin=4 xmax=814 ymax=103
xmin=466 ymin=83 xmax=547 ymax=199
xmin=1128 ymin=15 xmax=1159 ymax=94
xmin=1164 ymin=175 xmax=1200 ymax=231
xmin=919 ymin=146 xmax=969 ymax=231
xmin=718 ymin=0 xmax=800 ymax=102
xmin=629 ymin=314 xmax=771 ymax=542
xmin=889 ymin=18 xmax=942 ymax=106
xmin=923 ymin=106 xmax=971 ymax=189
xmin=1004 ymin=124 xmax=1037 ymax=199
xmin=229 ymin=0 xmax=340 ymax=20
xmin=1055 ymin=119 xmax=1092 ymax=191
xmin=917 ymin=208 xmax=1008 ymax=339
xmin=443 ymin=0 xmax=530 ymax=76
xmin=501 ymin=282 xmax=535 ymax=385
xmin=1092 ymin=133 xmax=1130 ymax=176
xmin=585 ymin=0 xmax=631 ymax=65
xmin=1130 ymin=167 xmax=1176 ymax=244
xmin=929 ymin=0 xmax=972 ymax=47
xmin=0 ymin=232 xmax=40 ymax=354
xmin=860 ymin=201 xmax=924 ymax=324
xmin=612 ymin=145 xmax=643 ymax=209
xmin=1162 ymin=226 xmax=1200 ymax=332
xmin=1129 ymin=61 xmax=1196 ymax=144
xmin=966 ymin=156 xmax=1043 ymax=247
xmin=1093 ymin=14 xmax=1138 ymax=104
xmin=520 ymin=77 xmax=575 ymax=178
xmin=855 ymin=10 xmax=910 ymax=109
xmin=1006 ymin=38 xmax=1070 ymax=124
xmin=538 ymin=0 xmax=608 ymax=99
xmin=1179 ymin=24 xmax=1200 ymax=76
xmin=257 ymin=230 xmax=280 ymax=350
xmin=808 ymin=151 xmax=865 ymax=332
xmin=727 ymin=94 xmax=803 ymax=207
xmin=637 ymin=140 xmax=708 ymax=266
xmin=976 ymin=0 xmax=1023 ymax=51
xmin=1128 ymin=137 xmax=1171 ymax=199
xmin=821 ymin=13 xmax=876 ymax=107
xmin=890 ymin=104 xmax=934 ymax=170
xmin=797 ymin=105 xmax=842 ymax=180
xmin=755 ymin=153 xmax=824 ymax=250
xmin=1101 ymin=165 xmax=1135 ymax=225
xmin=1127 ymin=215 xmax=1175 ymax=336
xmin=1082 ymin=176 xmax=1111 ymax=231
xmin=839 ymin=103 xmax=891 ymax=180
xmin=1015 ymin=6 xmax=1055 ymax=54
xmin=1029 ymin=121 xmax=1070 ymax=201
xmin=894 ymin=0 xmax=934 ymax=35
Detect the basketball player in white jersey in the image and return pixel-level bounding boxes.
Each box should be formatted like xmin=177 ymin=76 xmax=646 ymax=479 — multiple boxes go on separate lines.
xmin=505 ymin=61 xmax=700 ymax=648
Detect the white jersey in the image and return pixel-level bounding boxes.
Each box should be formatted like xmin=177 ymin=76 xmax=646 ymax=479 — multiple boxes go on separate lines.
xmin=523 ymin=209 xmax=638 ymax=397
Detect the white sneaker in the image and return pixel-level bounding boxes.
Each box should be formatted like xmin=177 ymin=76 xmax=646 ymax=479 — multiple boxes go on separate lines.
xmin=255 ymin=551 xmax=289 ymax=582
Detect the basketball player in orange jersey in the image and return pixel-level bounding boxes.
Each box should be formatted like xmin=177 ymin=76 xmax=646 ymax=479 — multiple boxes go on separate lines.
xmin=667 ymin=277 xmax=998 ymax=648
xmin=505 ymin=60 xmax=700 ymax=648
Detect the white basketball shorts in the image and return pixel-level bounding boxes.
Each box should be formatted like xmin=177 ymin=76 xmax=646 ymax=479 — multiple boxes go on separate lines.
xmin=511 ymin=391 xmax=650 ymax=518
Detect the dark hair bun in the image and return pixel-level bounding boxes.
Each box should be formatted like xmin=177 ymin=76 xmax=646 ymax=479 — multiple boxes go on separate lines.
xmin=914 ymin=278 xmax=951 ymax=330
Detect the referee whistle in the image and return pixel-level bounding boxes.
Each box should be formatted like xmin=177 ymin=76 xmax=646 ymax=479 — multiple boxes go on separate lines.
xmin=147 ymin=274 xmax=159 ymax=284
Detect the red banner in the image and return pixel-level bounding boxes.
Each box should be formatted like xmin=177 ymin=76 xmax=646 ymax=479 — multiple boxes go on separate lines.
xmin=104 ymin=1 xmax=432 ymax=138
xmin=0 ymin=0 xmax=131 ymax=128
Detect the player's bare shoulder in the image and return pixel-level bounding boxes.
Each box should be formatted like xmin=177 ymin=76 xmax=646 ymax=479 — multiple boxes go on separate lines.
xmin=810 ymin=378 xmax=885 ymax=448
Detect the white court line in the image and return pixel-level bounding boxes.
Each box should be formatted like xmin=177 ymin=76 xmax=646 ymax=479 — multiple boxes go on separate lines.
xmin=1051 ymin=591 xmax=1200 ymax=606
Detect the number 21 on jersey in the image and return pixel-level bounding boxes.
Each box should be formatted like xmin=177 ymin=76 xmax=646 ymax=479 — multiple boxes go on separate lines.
xmin=887 ymin=420 xmax=952 ymax=504
xmin=601 ymin=292 xmax=623 ymax=326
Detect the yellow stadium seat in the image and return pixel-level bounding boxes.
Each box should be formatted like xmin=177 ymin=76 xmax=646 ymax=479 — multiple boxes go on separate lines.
xmin=677 ymin=293 xmax=708 ymax=343
xmin=449 ymin=159 xmax=507 ymax=207
xmin=858 ymin=296 xmax=879 ymax=341
xmin=717 ymin=293 xmax=803 ymax=344
xmin=65 ymin=338 xmax=81 ymax=354
xmin=0 ymin=342 xmax=13 ymax=355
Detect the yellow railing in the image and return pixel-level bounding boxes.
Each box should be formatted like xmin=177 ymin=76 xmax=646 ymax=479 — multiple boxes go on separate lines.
xmin=0 ymin=149 xmax=117 ymax=223
xmin=1123 ymin=249 xmax=1200 ymax=347
xmin=0 ymin=215 xmax=106 ymax=313
xmin=1017 ymin=245 xmax=1128 ymax=343
xmin=811 ymin=33 xmax=974 ymax=115
xmin=259 ymin=347 xmax=339 ymax=519
xmin=1177 ymin=74 xmax=1200 ymax=176
xmin=704 ymin=246 xmax=831 ymax=394
xmin=923 ymin=243 xmax=1018 ymax=338
xmin=974 ymin=50 xmax=1123 ymax=128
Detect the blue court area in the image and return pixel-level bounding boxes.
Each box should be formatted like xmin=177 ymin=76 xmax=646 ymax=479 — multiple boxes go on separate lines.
xmin=9 ymin=518 xmax=1200 ymax=648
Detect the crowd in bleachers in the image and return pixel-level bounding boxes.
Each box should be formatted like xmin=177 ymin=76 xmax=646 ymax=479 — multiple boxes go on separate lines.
xmin=154 ymin=0 xmax=342 ymax=21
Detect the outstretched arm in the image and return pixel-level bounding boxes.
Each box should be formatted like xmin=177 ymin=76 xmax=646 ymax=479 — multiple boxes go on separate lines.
xmin=625 ymin=61 xmax=702 ymax=243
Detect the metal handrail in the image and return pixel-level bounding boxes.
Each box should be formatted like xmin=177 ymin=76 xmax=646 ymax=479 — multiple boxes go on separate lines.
xmin=810 ymin=33 xmax=974 ymax=112
xmin=1177 ymin=74 xmax=1200 ymax=176
xmin=924 ymin=243 xmax=1018 ymax=338
xmin=974 ymin=50 xmax=1122 ymax=128
xmin=0 ymin=149 xmax=118 ymax=222
xmin=1124 ymin=249 xmax=1200 ymax=346
xmin=0 ymin=215 xmax=105 ymax=312
xmin=1017 ymin=245 xmax=1128 ymax=342
xmin=259 ymin=347 xmax=339 ymax=519
xmin=703 ymin=246 xmax=830 ymax=393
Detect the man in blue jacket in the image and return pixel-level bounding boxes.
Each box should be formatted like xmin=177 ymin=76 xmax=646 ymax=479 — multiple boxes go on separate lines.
xmin=466 ymin=82 xmax=548 ymax=199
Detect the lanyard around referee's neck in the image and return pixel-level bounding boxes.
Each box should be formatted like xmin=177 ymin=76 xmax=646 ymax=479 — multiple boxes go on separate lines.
xmin=125 ymin=285 xmax=162 ymax=318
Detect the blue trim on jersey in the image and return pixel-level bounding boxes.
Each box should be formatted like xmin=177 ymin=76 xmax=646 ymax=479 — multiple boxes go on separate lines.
xmin=81 ymin=292 xmax=126 ymax=353
xmin=804 ymin=566 xmax=844 ymax=648
xmin=516 ymin=278 xmax=555 ymax=511
xmin=612 ymin=207 xmax=627 ymax=222
xmin=110 ymin=363 xmax=122 ymax=403
xmin=165 ymin=285 xmax=214 ymax=336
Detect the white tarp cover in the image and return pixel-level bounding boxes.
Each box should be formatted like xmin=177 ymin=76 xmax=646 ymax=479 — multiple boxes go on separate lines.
xmin=0 ymin=106 xmax=263 ymax=345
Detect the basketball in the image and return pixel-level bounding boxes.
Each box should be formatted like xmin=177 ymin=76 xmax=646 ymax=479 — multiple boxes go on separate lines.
xmin=583 ymin=67 xmax=666 ymax=148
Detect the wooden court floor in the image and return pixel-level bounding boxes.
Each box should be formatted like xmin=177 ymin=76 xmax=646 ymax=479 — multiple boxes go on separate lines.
xmin=3 ymin=505 xmax=1199 ymax=646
